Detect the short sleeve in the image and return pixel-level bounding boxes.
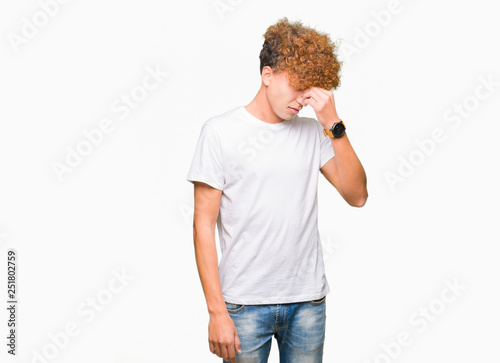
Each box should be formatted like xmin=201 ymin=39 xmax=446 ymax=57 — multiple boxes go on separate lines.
xmin=186 ymin=123 xmax=225 ymax=190
xmin=319 ymin=124 xmax=335 ymax=169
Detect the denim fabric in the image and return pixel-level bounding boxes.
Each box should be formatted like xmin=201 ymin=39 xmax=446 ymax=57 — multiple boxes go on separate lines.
xmin=223 ymin=296 xmax=327 ymax=363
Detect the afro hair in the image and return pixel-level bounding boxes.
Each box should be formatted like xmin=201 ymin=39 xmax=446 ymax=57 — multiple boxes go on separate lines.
xmin=259 ymin=17 xmax=342 ymax=91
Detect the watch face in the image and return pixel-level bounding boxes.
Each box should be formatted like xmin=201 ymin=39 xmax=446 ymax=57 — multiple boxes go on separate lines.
xmin=332 ymin=122 xmax=345 ymax=137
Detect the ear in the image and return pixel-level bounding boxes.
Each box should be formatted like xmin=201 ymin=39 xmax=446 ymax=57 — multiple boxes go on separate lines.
xmin=261 ymin=66 xmax=273 ymax=86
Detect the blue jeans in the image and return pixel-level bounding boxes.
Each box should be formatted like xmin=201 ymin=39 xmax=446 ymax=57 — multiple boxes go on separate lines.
xmin=223 ymin=296 xmax=327 ymax=363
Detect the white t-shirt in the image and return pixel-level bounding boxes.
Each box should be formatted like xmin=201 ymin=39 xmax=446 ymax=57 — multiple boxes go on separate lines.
xmin=186 ymin=105 xmax=335 ymax=305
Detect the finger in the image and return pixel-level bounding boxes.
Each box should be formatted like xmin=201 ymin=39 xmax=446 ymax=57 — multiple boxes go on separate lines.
xmin=303 ymin=98 xmax=316 ymax=112
xmin=310 ymin=87 xmax=329 ymax=102
xmin=315 ymin=88 xmax=335 ymax=105
xmin=214 ymin=343 xmax=222 ymax=358
xmin=222 ymin=344 xmax=232 ymax=362
xmin=302 ymin=89 xmax=314 ymax=99
xmin=226 ymin=344 xmax=236 ymax=363
xmin=234 ymin=332 xmax=242 ymax=353
xmin=209 ymin=342 xmax=216 ymax=354
xmin=303 ymin=95 xmax=319 ymax=108
xmin=314 ymin=87 xmax=332 ymax=96
xmin=303 ymin=86 xmax=327 ymax=97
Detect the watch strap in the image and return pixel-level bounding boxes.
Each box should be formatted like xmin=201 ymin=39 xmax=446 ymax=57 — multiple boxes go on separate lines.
xmin=323 ymin=128 xmax=334 ymax=138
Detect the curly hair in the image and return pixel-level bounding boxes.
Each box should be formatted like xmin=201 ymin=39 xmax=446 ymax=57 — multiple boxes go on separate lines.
xmin=259 ymin=17 xmax=342 ymax=91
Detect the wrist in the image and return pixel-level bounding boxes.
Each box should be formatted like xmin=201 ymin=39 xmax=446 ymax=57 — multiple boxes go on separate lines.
xmin=208 ymin=304 xmax=228 ymax=316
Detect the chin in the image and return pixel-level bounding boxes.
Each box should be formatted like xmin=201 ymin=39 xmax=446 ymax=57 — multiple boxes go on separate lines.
xmin=283 ymin=110 xmax=295 ymax=120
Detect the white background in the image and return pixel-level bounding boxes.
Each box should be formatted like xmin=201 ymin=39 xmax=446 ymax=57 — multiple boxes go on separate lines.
xmin=1 ymin=0 xmax=499 ymax=362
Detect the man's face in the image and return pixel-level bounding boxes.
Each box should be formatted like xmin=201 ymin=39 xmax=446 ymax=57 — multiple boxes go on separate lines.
xmin=265 ymin=69 xmax=307 ymax=121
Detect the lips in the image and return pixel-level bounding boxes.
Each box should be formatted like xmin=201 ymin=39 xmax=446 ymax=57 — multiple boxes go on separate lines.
xmin=289 ymin=107 xmax=300 ymax=113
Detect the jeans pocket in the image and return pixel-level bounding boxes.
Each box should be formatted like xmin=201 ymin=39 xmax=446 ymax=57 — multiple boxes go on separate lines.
xmin=224 ymin=301 xmax=246 ymax=313
xmin=309 ymin=295 xmax=326 ymax=305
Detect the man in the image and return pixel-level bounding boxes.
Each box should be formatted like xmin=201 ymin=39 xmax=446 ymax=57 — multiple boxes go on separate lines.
xmin=186 ymin=17 xmax=367 ymax=363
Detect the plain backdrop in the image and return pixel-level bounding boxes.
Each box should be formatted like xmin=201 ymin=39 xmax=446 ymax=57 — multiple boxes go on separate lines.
xmin=0 ymin=0 xmax=499 ymax=362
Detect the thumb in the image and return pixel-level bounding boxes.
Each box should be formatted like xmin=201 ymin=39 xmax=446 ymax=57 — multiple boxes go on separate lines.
xmin=234 ymin=331 xmax=242 ymax=353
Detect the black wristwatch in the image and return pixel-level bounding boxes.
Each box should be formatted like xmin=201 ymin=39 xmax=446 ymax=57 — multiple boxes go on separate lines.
xmin=323 ymin=119 xmax=346 ymax=138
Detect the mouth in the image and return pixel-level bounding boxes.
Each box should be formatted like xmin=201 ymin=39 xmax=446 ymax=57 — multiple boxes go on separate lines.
xmin=289 ymin=107 xmax=300 ymax=114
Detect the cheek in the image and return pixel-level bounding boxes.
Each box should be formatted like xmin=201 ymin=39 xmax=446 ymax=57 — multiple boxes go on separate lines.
xmin=269 ymin=89 xmax=284 ymax=107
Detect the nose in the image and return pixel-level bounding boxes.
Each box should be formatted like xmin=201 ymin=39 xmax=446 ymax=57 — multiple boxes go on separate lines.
xmin=296 ymin=94 xmax=306 ymax=108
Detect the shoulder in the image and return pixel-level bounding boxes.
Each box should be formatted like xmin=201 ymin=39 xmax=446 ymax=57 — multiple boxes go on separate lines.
xmin=204 ymin=106 xmax=241 ymax=132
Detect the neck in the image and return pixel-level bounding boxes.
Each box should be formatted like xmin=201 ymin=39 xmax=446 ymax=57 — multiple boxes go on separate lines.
xmin=245 ymin=84 xmax=284 ymax=124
